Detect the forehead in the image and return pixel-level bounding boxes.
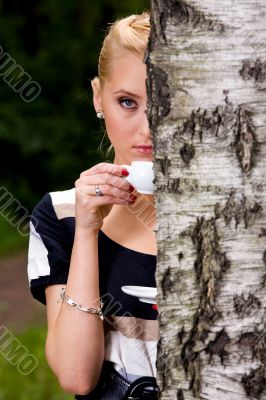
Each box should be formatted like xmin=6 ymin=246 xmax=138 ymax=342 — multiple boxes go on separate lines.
xmin=103 ymin=52 xmax=147 ymax=94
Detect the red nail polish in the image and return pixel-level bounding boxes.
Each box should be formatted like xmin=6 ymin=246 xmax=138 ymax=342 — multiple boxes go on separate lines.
xmin=129 ymin=184 xmax=135 ymax=192
xmin=129 ymin=196 xmax=136 ymax=203
xmin=152 ymin=304 xmax=158 ymax=311
xmin=121 ymin=168 xmax=129 ymax=176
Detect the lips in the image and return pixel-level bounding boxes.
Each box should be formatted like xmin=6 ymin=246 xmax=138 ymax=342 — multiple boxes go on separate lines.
xmin=133 ymin=145 xmax=153 ymax=149
xmin=133 ymin=145 xmax=153 ymax=154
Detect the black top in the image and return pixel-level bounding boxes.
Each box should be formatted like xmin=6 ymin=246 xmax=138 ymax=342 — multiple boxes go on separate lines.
xmin=27 ymin=189 xmax=158 ymax=382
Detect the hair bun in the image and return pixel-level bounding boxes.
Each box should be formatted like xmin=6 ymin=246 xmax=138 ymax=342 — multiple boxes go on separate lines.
xmin=98 ymin=12 xmax=150 ymax=82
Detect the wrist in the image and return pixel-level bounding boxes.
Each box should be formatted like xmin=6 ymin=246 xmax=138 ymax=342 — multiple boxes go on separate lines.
xmin=74 ymin=225 xmax=100 ymax=238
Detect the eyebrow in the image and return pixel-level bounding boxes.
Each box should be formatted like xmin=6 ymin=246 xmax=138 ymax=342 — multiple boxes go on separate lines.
xmin=113 ymin=89 xmax=141 ymax=99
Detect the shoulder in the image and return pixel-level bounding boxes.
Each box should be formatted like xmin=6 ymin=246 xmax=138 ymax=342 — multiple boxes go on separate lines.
xmin=28 ymin=188 xmax=76 ymax=304
xmin=30 ymin=187 xmax=76 ymax=243
xmin=30 ymin=187 xmax=76 ymax=252
xmin=32 ymin=188 xmax=76 ymax=222
xmin=49 ymin=187 xmax=76 ymax=206
xmin=49 ymin=187 xmax=76 ymax=220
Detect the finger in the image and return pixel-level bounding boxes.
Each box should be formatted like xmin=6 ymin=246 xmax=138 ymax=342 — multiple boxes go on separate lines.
xmin=80 ymin=163 xmax=128 ymax=178
xmin=78 ymin=173 xmax=134 ymax=192
xmin=76 ymin=186 xmax=132 ymax=206
xmin=78 ymin=184 xmax=133 ymax=201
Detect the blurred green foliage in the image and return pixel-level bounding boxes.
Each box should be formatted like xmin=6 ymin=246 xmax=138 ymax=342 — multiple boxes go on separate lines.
xmin=0 ymin=0 xmax=150 ymax=213
xmin=1 ymin=4 xmax=152 ymax=399
xmin=0 ymin=217 xmax=27 ymax=256
xmin=0 ymin=324 xmax=73 ymax=400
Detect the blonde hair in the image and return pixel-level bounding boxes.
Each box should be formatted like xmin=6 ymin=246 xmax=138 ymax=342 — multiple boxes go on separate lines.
xmin=93 ymin=12 xmax=150 ymax=158
xmin=98 ymin=12 xmax=150 ymax=83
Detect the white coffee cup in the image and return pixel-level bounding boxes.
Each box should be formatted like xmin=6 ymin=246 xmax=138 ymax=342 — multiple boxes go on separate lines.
xmin=121 ymin=161 xmax=155 ymax=194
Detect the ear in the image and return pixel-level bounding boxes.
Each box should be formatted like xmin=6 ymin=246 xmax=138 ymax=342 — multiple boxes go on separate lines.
xmin=91 ymin=77 xmax=102 ymax=112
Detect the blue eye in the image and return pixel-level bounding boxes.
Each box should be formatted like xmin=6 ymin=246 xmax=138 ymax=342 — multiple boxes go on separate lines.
xmin=119 ymin=98 xmax=137 ymax=109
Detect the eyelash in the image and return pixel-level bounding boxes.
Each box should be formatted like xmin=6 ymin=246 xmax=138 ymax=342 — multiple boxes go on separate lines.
xmin=119 ymin=98 xmax=137 ymax=110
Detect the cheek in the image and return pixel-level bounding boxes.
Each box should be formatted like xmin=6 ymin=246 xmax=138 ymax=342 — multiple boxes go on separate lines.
xmin=104 ymin=113 xmax=121 ymax=136
xmin=104 ymin=115 xmax=126 ymax=146
xmin=105 ymin=111 xmax=135 ymax=140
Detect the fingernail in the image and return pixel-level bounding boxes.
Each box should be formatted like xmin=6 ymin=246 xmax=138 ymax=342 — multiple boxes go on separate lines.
xmin=129 ymin=184 xmax=135 ymax=192
xmin=129 ymin=196 xmax=137 ymax=204
xmin=129 ymin=195 xmax=137 ymax=203
xmin=121 ymin=168 xmax=129 ymax=176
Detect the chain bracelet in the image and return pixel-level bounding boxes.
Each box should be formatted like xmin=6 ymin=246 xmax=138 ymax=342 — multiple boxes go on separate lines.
xmin=57 ymin=287 xmax=104 ymax=320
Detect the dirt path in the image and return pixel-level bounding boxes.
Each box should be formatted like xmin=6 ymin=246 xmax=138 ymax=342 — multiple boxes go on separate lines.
xmin=0 ymin=250 xmax=46 ymax=332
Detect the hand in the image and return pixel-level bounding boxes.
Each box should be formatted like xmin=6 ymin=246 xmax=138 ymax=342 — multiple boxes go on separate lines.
xmin=74 ymin=163 xmax=136 ymax=232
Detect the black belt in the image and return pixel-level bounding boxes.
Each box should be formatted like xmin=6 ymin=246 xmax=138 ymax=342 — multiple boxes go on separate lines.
xmin=75 ymin=361 xmax=159 ymax=400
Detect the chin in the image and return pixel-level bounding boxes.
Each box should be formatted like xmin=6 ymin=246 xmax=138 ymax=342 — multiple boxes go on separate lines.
xmin=131 ymin=157 xmax=154 ymax=164
xmin=131 ymin=149 xmax=154 ymax=159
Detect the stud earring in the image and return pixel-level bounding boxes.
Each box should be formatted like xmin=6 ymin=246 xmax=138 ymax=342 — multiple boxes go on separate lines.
xmin=96 ymin=110 xmax=104 ymax=119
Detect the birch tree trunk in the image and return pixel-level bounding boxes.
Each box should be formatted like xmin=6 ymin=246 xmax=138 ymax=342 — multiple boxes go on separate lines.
xmin=147 ymin=1 xmax=266 ymax=399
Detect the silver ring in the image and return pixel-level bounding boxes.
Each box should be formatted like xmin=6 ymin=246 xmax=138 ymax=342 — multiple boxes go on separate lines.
xmin=95 ymin=184 xmax=104 ymax=197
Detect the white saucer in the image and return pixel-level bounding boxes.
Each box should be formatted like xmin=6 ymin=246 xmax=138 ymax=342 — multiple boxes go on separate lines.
xmin=121 ymin=286 xmax=157 ymax=304
xmin=138 ymin=297 xmax=156 ymax=304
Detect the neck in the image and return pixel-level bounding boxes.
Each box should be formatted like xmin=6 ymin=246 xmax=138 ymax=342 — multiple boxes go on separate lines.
xmin=122 ymin=192 xmax=156 ymax=234
xmin=113 ymin=154 xmax=130 ymax=166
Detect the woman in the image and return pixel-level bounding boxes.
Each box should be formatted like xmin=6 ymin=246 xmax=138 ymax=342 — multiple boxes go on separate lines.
xmin=27 ymin=12 xmax=159 ymax=400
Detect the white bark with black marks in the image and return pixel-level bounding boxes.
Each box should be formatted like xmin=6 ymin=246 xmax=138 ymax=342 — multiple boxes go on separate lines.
xmin=147 ymin=1 xmax=266 ymax=399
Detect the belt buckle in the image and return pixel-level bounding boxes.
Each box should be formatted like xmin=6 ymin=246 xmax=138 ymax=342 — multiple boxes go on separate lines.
xmin=124 ymin=376 xmax=159 ymax=400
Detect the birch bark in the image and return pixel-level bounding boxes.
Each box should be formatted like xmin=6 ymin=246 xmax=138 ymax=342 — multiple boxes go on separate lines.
xmin=147 ymin=1 xmax=266 ymax=399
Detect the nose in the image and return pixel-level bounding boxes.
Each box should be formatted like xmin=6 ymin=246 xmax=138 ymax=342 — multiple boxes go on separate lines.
xmin=139 ymin=109 xmax=151 ymax=140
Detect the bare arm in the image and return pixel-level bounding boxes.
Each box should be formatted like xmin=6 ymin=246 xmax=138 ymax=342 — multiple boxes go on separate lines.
xmin=44 ymin=163 xmax=134 ymax=395
xmin=45 ymin=229 xmax=104 ymax=395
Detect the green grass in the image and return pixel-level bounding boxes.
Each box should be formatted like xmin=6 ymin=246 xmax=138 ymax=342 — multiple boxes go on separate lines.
xmin=0 ymin=324 xmax=73 ymax=400
xmin=0 ymin=216 xmax=28 ymax=257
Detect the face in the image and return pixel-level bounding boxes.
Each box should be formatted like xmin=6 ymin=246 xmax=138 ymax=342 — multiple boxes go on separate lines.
xmin=93 ymin=52 xmax=153 ymax=165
